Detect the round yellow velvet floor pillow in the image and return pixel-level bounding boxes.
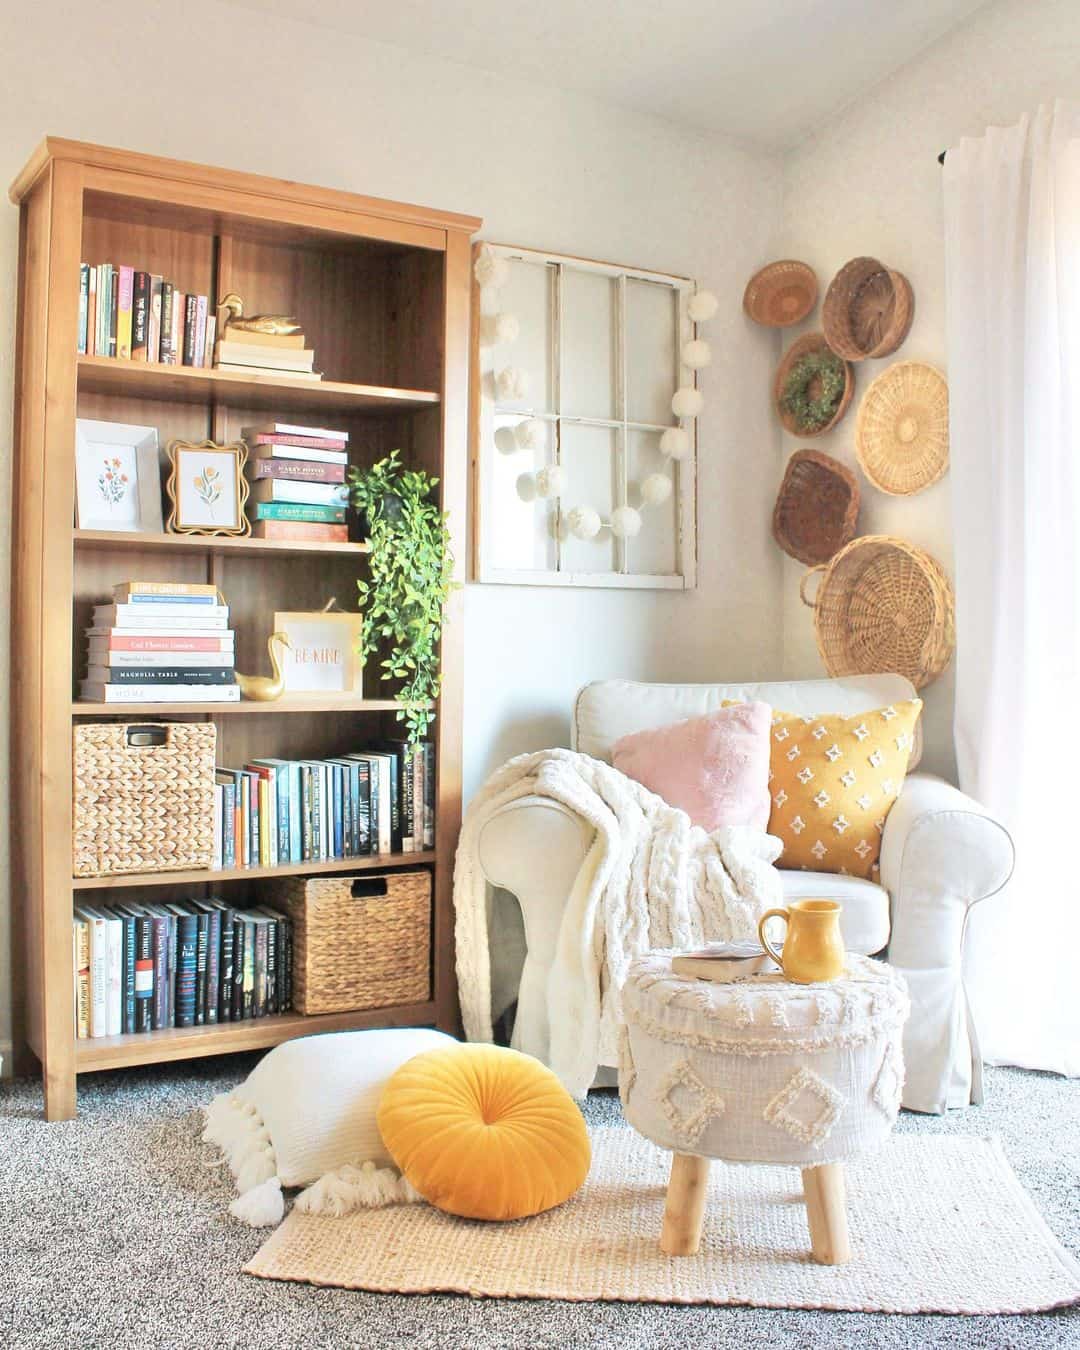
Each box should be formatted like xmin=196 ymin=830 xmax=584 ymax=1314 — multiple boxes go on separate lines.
xmin=376 ymin=1044 xmax=591 ymax=1221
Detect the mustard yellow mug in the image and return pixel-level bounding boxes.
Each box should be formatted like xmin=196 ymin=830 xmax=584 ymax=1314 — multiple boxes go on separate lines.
xmin=757 ymin=899 xmax=845 ymax=984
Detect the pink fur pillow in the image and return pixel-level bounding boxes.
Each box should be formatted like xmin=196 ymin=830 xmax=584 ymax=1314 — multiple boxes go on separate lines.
xmin=612 ymin=700 xmax=772 ymax=832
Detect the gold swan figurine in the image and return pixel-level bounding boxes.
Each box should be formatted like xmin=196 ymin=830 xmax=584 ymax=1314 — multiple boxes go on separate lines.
xmin=236 ymin=631 xmax=292 ymax=701
xmin=217 ymin=293 xmax=304 ymax=337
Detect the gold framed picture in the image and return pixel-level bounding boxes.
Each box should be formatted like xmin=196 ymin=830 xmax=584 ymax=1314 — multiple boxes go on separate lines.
xmin=166 ymin=439 xmax=250 ymax=536
xmin=273 ymin=607 xmax=364 ymax=695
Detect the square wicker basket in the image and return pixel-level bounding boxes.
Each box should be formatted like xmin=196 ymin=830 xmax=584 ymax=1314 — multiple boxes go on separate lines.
xmin=266 ymin=870 xmax=432 ymax=1014
xmin=72 ymin=721 xmax=217 ymax=877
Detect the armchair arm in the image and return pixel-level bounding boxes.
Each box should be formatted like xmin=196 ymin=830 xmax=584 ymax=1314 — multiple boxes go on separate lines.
xmin=880 ymin=772 xmax=1014 ymax=1114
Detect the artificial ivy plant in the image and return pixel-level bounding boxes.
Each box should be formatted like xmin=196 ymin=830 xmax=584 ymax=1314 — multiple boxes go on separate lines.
xmin=347 ymin=450 xmax=456 ymax=745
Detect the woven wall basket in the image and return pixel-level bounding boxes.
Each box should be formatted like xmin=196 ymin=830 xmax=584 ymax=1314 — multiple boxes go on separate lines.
xmin=822 ymin=256 xmax=914 ymax=361
xmin=72 ymin=721 xmax=217 ymax=876
xmin=773 ymin=449 xmax=860 ymax=566
xmin=856 ymin=361 xmax=949 ymax=495
xmin=774 ymin=333 xmax=855 ymax=437
xmin=800 ymin=535 xmax=955 ymax=690
xmin=743 ymin=260 xmax=818 ymax=327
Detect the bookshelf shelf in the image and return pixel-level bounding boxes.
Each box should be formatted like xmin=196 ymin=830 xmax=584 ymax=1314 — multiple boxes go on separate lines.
xmin=72 ymin=849 xmax=437 ymax=891
xmin=74 ymin=999 xmax=440 ymax=1072
xmin=74 ymin=528 xmax=371 ymax=559
xmin=76 ymin=354 xmax=441 ymax=416
xmin=70 ymin=695 xmax=429 ymax=717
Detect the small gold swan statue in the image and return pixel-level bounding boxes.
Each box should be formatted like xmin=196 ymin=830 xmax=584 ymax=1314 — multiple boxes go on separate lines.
xmin=236 ymin=631 xmax=292 ymax=701
xmin=217 ymin=293 xmax=303 ymax=337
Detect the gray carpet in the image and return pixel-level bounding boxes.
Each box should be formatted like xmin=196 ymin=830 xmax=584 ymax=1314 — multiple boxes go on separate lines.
xmin=1 ymin=1061 xmax=1077 ymax=1349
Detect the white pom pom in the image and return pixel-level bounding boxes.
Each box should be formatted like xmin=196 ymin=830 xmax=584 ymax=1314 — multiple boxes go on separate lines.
xmin=567 ymin=505 xmax=601 ymax=539
xmin=610 ymin=505 xmax=642 ymax=539
xmin=494 ymin=426 xmax=518 ymax=455
xmin=640 ymin=473 xmax=673 ymax=506
xmin=682 ymin=338 xmax=712 ymax=369
xmin=229 ymin=1176 xmax=284 ymax=1229
xmin=514 ymin=418 xmax=545 ymax=450
xmin=474 ymin=247 xmax=509 ymax=290
xmin=671 ymin=387 xmax=704 ymax=419
xmin=659 ymin=427 xmax=691 ymax=461
xmin=494 ymin=312 xmax=520 ymax=343
xmin=496 ymin=366 xmax=530 ymax=401
xmin=688 ymin=289 xmax=718 ymax=322
xmin=535 ymin=464 xmax=565 ymax=499
xmin=516 ymin=472 xmax=537 ymax=503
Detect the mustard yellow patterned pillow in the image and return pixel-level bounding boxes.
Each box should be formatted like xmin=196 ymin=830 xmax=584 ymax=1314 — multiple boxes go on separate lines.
xmin=728 ymin=699 xmax=922 ymax=879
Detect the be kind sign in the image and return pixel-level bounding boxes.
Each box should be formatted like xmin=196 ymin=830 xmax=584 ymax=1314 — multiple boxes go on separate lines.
xmin=274 ymin=610 xmax=364 ymax=695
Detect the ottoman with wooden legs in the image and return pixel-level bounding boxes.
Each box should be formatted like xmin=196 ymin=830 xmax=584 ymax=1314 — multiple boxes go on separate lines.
xmin=619 ymin=951 xmax=910 ymax=1264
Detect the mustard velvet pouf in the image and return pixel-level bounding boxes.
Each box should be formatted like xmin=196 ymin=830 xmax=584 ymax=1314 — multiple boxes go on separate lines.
xmin=376 ymin=1044 xmax=591 ymax=1221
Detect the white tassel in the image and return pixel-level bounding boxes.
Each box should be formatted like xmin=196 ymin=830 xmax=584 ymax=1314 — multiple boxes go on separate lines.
xmin=295 ymin=1161 xmax=423 ymax=1217
xmin=229 ymin=1176 xmax=285 ymax=1229
xmin=235 ymin=1146 xmax=277 ymax=1195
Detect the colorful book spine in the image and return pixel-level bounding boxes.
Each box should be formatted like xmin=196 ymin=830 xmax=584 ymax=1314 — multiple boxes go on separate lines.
xmin=253 ymin=501 xmax=348 ymax=523
xmin=247 ymin=457 xmax=346 ymax=484
xmin=116 ymin=265 xmax=134 ymax=359
xmin=160 ymin=282 xmax=175 ymax=364
xmin=183 ymin=294 xmax=198 ymax=365
xmin=251 ymin=521 xmax=349 ymax=543
xmin=86 ymin=266 xmax=97 ymax=356
xmin=134 ymin=915 xmax=154 ymax=1032
xmin=131 ymin=271 xmax=150 ymax=360
xmin=148 ymin=275 xmax=163 ymax=363
xmin=74 ymin=918 xmax=90 ymax=1038
xmin=150 ymin=913 xmax=170 ymax=1030
xmin=194 ymin=294 xmax=208 ymax=367
xmin=174 ymin=911 xmax=199 ymax=1027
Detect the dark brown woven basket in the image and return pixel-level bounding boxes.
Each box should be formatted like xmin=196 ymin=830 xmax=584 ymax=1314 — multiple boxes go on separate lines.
xmin=743 ymin=260 xmax=818 ymax=327
xmin=822 ymin=256 xmax=914 ymax=361
xmin=773 ymin=450 xmax=860 ymax=566
xmin=773 ymin=333 xmax=855 ymax=437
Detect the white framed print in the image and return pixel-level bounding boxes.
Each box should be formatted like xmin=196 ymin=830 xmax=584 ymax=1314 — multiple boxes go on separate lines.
xmin=273 ymin=607 xmax=364 ymax=695
xmin=166 ymin=439 xmax=250 ymax=536
xmin=74 ymin=419 xmax=164 ymax=533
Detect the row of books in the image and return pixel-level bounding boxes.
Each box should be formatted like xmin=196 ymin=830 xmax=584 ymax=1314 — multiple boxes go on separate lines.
xmin=214 ymin=740 xmax=434 ymax=869
xmin=80 ymin=581 xmax=238 ymax=704
xmin=73 ymin=900 xmax=291 ymax=1038
xmin=78 ymin=263 xmax=215 ymax=367
xmin=215 ymin=326 xmax=322 ymax=382
xmin=244 ymin=421 xmax=351 ymax=543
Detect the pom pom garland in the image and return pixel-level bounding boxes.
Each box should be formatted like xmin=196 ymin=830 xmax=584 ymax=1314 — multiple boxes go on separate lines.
xmin=474 ymin=247 xmax=509 ymax=291
xmin=640 ymin=473 xmax=673 ymax=506
xmin=566 ymin=505 xmax=601 ymax=539
xmin=671 ymin=387 xmax=704 ymax=419
xmin=493 ymin=312 xmax=520 ymax=344
xmin=687 ymin=289 xmax=718 ymax=322
xmin=535 ymin=464 xmax=565 ymax=499
xmin=514 ymin=418 xmax=545 ymax=450
xmin=682 ymin=338 xmax=712 ymax=370
xmin=659 ymin=427 xmax=691 ymax=461
xmin=516 ymin=472 xmax=537 ymax=503
xmin=496 ymin=366 xmax=530 ymax=402
xmin=610 ymin=505 xmax=642 ymax=539
xmin=494 ymin=426 xmax=518 ymax=455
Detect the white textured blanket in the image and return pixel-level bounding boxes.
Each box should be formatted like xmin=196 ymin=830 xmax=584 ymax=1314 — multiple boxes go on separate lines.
xmin=454 ymin=749 xmax=783 ymax=1096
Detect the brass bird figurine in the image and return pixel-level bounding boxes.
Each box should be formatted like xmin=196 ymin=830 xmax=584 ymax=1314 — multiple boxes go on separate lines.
xmin=218 ymin=293 xmax=304 ymax=337
xmin=235 ymin=631 xmax=292 ymax=701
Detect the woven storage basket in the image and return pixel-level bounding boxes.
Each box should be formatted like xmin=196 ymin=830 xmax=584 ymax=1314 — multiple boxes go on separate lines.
xmin=856 ymin=361 xmax=949 ymax=495
xmin=822 ymin=256 xmax=914 ymax=361
xmin=774 ymin=333 xmax=854 ymax=437
xmin=800 ymin=535 xmax=955 ymax=690
xmin=72 ymin=721 xmax=217 ymax=876
xmin=743 ymin=260 xmax=818 ymax=327
xmin=773 ymin=450 xmax=860 ymax=566
xmin=266 ymin=870 xmax=431 ymax=1014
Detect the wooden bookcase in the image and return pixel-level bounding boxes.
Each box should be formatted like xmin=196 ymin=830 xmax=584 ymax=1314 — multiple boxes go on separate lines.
xmin=9 ymin=139 xmax=480 ymax=1119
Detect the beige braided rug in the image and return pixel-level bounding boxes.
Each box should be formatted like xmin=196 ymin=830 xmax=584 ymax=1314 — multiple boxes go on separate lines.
xmin=245 ymin=1128 xmax=1080 ymax=1314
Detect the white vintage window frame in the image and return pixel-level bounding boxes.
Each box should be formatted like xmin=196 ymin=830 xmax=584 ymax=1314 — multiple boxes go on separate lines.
xmin=471 ymin=243 xmax=698 ymax=590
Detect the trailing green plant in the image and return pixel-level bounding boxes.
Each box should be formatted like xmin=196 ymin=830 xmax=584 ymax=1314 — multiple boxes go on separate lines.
xmin=780 ymin=349 xmax=846 ymax=433
xmin=347 ymin=450 xmax=457 ymax=745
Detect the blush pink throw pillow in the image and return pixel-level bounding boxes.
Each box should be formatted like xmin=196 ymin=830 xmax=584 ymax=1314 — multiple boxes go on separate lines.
xmin=612 ymin=700 xmax=772 ymax=833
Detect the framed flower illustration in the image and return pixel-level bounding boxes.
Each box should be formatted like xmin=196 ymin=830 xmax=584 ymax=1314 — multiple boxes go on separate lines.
xmin=166 ymin=439 xmax=250 ymax=536
xmin=74 ymin=419 xmax=164 ymax=533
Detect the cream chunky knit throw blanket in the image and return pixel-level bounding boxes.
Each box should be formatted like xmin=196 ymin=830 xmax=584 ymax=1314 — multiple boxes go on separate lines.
xmin=454 ymin=749 xmax=783 ymax=1096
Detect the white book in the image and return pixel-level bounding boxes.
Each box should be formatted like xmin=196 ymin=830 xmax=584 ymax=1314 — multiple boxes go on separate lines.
xmin=79 ymin=683 xmax=242 ymax=703
xmin=250 ymin=479 xmax=348 ymax=506
xmin=670 ymin=943 xmax=780 ymax=983
xmin=85 ymin=649 xmax=235 ymax=668
xmin=77 ymin=909 xmax=110 ymax=1038
xmin=94 ymin=601 xmax=229 ymax=623
xmin=244 ymin=421 xmax=349 ymax=442
xmin=216 ymin=341 xmax=315 ymax=370
xmin=246 ymin=443 xmax=348 ymax=466
xmin=218 ymin=362 xmax=322 ymax=381
xmin=85 ymin=627 xmax=235 ymax=642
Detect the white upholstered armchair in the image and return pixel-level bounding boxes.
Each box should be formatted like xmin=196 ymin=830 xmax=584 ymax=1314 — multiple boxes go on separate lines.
xmin=476 ymin=676 xmax=1014 ymax=1115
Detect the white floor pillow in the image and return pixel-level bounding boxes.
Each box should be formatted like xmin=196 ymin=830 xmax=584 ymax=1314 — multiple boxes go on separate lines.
xmin=202 ymin=1027 xmax=456 ymax=1227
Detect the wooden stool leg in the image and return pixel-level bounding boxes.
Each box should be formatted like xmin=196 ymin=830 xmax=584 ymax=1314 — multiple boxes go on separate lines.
xmin=802 ymin=1163 xmax=851 ymax=1265
xmin=660 ymin=1152 xmax=710 ymax=1256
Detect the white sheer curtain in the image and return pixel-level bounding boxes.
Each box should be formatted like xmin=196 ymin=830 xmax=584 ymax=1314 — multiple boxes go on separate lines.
xmin=944 ymin=100 xmax=1080 ymax=1076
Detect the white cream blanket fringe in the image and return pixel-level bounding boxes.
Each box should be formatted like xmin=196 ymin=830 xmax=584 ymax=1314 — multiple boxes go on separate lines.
xmin=454 ymin=748 xmax=784 ymax=1097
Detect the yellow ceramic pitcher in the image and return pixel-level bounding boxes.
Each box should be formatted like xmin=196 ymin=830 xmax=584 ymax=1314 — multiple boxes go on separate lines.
xmin=757 ymin=899 xmax=845 ymax=984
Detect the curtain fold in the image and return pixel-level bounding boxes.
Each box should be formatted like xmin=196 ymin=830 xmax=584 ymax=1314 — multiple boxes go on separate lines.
xmin=944 ymin=99 xmax=1080 ymax=1075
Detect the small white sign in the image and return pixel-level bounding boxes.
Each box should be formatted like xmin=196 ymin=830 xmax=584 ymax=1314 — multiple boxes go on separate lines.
xmin=274 ymin=610 xmax=364 ymax=694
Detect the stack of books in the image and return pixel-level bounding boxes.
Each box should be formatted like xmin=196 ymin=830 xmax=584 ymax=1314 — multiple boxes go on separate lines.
xmin=215 ymin=327 xmax=321 ymax=381
xmin=80 ymin=581 xmax=238 ymax=704
xmin=243 ymin=422 xmax=350 ymax=542
xmin=78 ymin=263 xmax=214 ymax=367
xmin=73 ymin=899 xmax=291 ymax=1038
xmin=213 ymin=740 xmax=434 ymax=869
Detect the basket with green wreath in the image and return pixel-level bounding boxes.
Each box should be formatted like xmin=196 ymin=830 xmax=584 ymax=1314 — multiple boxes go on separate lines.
xmin=774 ymin=334 xmax=854 ymax=437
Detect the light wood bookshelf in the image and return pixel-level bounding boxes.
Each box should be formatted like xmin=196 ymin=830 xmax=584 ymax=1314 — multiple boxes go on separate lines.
xmin=9 ymin=138 xmax=480 ymax=1119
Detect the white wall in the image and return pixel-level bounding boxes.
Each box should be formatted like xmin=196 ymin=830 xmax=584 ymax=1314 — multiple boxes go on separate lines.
xmin=0 ymin=0 xmax=784 ymax=1060
xmin=778 ymin=0 xmax=1080 ymax=780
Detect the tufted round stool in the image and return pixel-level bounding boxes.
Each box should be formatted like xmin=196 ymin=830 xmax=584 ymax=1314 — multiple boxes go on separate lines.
xmin=619 ymin=951 xmax=909 ymax=1264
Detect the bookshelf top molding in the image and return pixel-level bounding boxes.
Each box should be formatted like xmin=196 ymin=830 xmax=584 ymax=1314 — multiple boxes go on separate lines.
xmin=9 ymin=137 xmax=483 ymax=239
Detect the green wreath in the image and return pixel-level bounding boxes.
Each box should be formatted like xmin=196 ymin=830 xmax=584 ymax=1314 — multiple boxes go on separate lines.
xmin=780 ymin=349 xmax=846 ymax=433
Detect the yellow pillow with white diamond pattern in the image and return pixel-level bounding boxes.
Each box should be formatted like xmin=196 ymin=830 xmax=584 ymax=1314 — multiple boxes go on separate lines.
xmin=759 ymin=700 xmax=921 ymax=879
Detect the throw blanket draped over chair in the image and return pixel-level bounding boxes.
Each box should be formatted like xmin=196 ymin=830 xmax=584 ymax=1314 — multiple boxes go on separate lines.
xmin=454 ymin=749 xmax=783 ymax=1096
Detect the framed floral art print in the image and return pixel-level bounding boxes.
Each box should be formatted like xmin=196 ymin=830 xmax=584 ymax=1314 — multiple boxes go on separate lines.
xmin=166 ymin=439 xmax=250 ymax=536
xmin=74 ymin=419 xmax=165 ymax=533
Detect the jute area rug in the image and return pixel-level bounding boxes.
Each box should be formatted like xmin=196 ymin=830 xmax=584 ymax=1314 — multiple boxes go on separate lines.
xmin=245 ymin=1128 xmax=1080 ymax=1314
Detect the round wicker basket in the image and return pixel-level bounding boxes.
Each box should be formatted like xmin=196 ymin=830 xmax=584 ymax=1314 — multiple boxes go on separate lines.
xmin=773 ymin=449 xmax=860 ymax=566
xmin=774 ymin=333 xmax=854 ymax=437
xmin=743 ymin=260 xmax=818 ymax=327
xmin=800 ymin=535 xmax=954 ymax=690
xmin=822 ymin=257 xmax=914 ymax=361
xmin=855 ymin=361 xmax=949 ymax=495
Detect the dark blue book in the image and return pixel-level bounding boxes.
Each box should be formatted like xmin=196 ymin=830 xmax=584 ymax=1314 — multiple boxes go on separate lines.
xmin=172 ymin=909 xmax=199 ymax=1028
xmin=196 ymin=901 xmax=223 ymax=1025
xmin=194 ymin=912 xmax=209 ymax=1024
xmin=331 ymin=763 xmax=344 ymax=858
xmin=218 ymin=911 xmax=236 ymax=1023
